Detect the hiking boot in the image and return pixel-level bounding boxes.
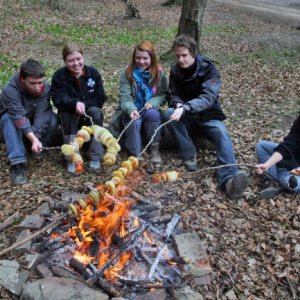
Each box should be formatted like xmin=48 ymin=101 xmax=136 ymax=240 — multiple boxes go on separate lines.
xmin=67 ymin=161 xmax=76 ymax=174
xmin=184 ymin=154 xmax=197 ymax=172
xmin=89 ymin=160 xmax=101 ymax=171
xmin=150 ymin=143 xmax=162 ymax=171
xmin=259 ymin=186 xmax=284 ymax=200
xmin=226 ymin=171 xmax=249 ymax=200
xmin=10 ymin=163 xmax=27 ymax=185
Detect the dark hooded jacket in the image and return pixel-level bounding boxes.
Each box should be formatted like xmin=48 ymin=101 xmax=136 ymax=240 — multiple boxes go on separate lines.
xmin=274 ymin=113 xmax=300 ymax=164
xmin=51 ymin=65 xmax=105 ymax=113
xmin=168 ymin=54 xmax=226 ymax=122
xmin=0 ymin=72 xmax=52 ymax=139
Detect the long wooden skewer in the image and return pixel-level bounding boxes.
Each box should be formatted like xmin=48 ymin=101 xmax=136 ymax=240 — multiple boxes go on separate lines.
xmin=0 ymin=213 xmax=68 ymax=257
xmin=117 ymin=107 xmax=146 ymax=143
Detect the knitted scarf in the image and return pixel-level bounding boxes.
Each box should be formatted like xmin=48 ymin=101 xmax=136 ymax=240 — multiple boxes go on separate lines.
xmin=132 ymin=66 xmax=153 ymax=110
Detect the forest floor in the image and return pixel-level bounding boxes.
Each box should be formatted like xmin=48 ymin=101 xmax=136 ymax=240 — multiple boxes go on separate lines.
xmin=0 ymin=0 xmax=299 ymax=299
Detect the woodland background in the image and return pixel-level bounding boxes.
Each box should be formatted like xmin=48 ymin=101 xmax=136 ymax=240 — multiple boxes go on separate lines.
xmin=0 ymin=0 xmax=299 ymax=299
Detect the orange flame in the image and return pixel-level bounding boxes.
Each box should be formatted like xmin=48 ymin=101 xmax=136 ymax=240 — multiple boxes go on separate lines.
xmin=68 ymin=170 xmax=143 ymax=281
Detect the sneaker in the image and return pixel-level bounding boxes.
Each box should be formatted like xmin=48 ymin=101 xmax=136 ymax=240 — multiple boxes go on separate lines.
xmin=226 ymin=171 xmax=249 ymax=200
xmin=288 ymin=175 xmax=298 ymax=189
xmin=259 ymin=186 xmax=284 ymax=200
xmin=10 ymin=163 xmax=27 ymax=185
xmin=67 ymin=161 xmax=76 ymax=174
xmin=184 ymin=154 xmax=197 ymax=172
xmin=89 ymin=160 xmax=101 ymax=171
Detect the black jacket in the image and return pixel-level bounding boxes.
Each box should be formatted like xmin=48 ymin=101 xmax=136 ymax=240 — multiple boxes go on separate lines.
xmin=169 ymin=54 xmax=226 ymax=122
xmin=51 ymin=66 xmax=105 ymax=112
xmin=275 ymin=113 xmax=300 ymax=164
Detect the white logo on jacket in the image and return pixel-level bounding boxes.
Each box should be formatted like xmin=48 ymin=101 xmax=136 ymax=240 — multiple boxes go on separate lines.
xmin=87 ymin=78 xmax=95 ymax=88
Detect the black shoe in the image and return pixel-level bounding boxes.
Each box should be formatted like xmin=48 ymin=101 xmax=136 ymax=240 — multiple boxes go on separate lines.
xmin=259 ymin=186 xmax=284 ymax=200
xmin=226 ymin=171 xmax=249 ymax=200
xmin=10 ymin=163 xmax=27 ymax=185
xmin=288 ymin=175 xmax=298 ymax=189
xmin=184 ymin=155 xmax=197 ymax=172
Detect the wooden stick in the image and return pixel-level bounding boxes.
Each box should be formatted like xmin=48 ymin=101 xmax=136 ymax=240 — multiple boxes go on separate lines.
xmin=117 ymin=107 xmax=146 ymax=143
xmin=0 ymin=213 xmax=68 ymax=257
xmin=186 ymin=163 xmax=256 ymax=173
xmin=0 ymin=212 xmax=20 ymax=232
xmin=86 ymin=223 xmax=149 ymax=286
xmin=138 ymin=119 xmax=173 ymax=158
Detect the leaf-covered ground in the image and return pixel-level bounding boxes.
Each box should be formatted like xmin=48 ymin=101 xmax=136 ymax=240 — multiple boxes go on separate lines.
xmin=0 ymin=0 xmax=299 ymax=299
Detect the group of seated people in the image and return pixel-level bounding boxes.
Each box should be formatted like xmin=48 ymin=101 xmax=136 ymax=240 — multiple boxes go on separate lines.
xmin=0 ymin=34 xmax=299 ymax=201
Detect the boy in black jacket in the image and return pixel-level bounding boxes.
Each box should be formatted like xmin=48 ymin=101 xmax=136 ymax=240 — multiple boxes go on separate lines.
xmin=256 ymin=113 xmax=300 ymax=199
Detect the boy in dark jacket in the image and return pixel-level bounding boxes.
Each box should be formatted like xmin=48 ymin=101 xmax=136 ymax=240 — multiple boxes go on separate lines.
xmin=255 ymin=113 xmax=300 ymax=199
xmin=0 ymin=59 xmax=58 ymax=184
xmin=164 ymin=34 xmax=248 ymax=200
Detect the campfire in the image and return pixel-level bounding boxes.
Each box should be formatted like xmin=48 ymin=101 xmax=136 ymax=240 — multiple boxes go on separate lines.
xmin=31 ymin=162 xmax=183 ymax=298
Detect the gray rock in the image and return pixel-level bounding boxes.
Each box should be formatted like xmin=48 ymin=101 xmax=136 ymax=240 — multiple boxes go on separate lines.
xmin=36 ymin=202 xmax=51 ymax=216
xmin=0 ymin=260 xmax=29 ymax=296
xmin=19 ymin=215 xmax=45 ymax=230
xmin=36 ymin=263 xmax=53 ymax=278
xmin=174 ymin=233 xmax=212 ymax=277
xmin=135 ymin=289 xmax=167 ymax=300
xmin=173 ymin=286 xmax=203 ymax=300
xmin=21 ymin=277 xmax=109 ymax=300
xmin=13 ymin=229 xmax=32 ymax=257
xmin=61 ymin=191 xmax=86 ymax=203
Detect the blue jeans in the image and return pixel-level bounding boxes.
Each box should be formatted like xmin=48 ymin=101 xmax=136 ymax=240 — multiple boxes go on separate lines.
xmin=123 ymin=108 xmax=161 ymax=156
xmin=256 ymin=140 xmax=300 ymax=192
xmin=164 ymin=108 xmax=238 ymax=187
xmin=0 ymin=112 xmax=58 ymax=166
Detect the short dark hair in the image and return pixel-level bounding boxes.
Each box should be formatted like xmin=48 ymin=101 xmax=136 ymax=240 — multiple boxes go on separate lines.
xmin=20 ymin=59 xmax=45 ymax=79
xmin=172 ymin=34 xmax=197 ymax=57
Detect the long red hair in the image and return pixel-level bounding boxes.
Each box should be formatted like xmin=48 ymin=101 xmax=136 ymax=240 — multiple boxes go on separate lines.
xmin=126 ymin=41 xmax=160 ymax=87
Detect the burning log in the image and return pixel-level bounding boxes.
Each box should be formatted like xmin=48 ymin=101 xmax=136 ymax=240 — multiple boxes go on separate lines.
xmin=164 ymin=213 xmax=181 ymax=241
xmin=69 ymin=258 xmax=123 ymax=297
xmin=86 ymin=223 xmax=149 ymax=286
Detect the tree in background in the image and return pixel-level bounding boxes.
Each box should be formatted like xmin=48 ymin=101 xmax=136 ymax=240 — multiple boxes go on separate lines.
xmin=161 ymin=0 xmax=207 ymax=61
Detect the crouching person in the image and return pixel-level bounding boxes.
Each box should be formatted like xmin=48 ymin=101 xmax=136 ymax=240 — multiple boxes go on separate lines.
xmin=164 ymin=34 xmax=249 ymax=200
xmin=255 ymin=112 xmax=300 ymax=199
xmin=0 ymin=59 xmax=59 ymax=184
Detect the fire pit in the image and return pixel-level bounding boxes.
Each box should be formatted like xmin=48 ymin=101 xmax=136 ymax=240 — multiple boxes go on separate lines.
xmin=26 ymin=165 xmax=184 ymax=298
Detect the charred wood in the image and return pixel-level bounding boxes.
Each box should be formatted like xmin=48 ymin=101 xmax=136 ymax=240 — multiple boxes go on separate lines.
xmin=164 ymin=213 xmax=181 ymax=241
xmin=149 ymin=214 xmax=172 ymax=224
xmin=86 ymin=223 xmax=149 ymax=286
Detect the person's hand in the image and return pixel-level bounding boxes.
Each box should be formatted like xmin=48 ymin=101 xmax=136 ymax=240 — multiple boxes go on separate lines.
xmin=255 ymin=163 xmax=269 ymax=175
xmin=171 ymin=107 xmax=184 ymax=121
xmin=130 ymin=110 xmax=140 ymax=120
xmin=76 ymin=102 xmax=85 ymax=115
xmin=144 ymin=103 xmax=153 ymax=110
xmin=31 ymin=139 xmax=43 ymax=153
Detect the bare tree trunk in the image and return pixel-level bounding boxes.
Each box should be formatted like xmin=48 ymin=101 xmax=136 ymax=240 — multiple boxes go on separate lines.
xmin=162 ymin=0 xmax=182 ymax=6
xmin=48 ymin=0 xmax=62 ymax=11
xmin=160 ymin=0 xmax=207 ymax=62
xmin=176 ymin=0 xmax=207 ymax=50
xmin=123 ymin=0 xmax=141 ymax=19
